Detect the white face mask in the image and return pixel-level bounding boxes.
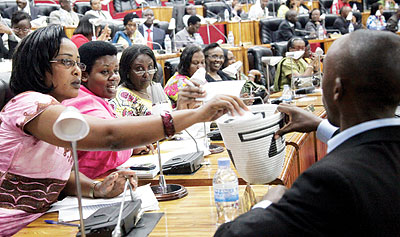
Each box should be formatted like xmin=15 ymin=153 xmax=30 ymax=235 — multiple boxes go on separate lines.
xmin=346 ymin=11 xmax=353 ymax=21
xmin=375 ymin=10 xmax=382 ymax=17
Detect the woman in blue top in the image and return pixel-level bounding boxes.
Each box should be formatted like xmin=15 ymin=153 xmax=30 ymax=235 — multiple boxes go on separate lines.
xmin=112 ymin=13 xmax=145 ymax=49
xmin=366 ymin=2 xmax=386 ymax=30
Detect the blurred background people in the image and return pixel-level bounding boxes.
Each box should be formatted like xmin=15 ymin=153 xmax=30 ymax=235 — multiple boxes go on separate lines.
xmin=112 ymin=12 xmax=145 ymax=49
xmin=85 ymin=0 xmax=113 ymax=21
xmin=305 ymin=9 xmax=325 ymax=38
xmin=203 ymin=43 xmax=232 ymax=82
xmin=1 ymin=11 xmax=31 ymax=59
xmin=138 ymin=9 xmax=165 ymax=50
xmin=49 ymin=0 xmax=79 ymax=26
xmin=175 ymin=15 xmax=203 ymax=49
xmin=2 ymin=0 xmax=39 ymax=20
xmin=367 ymin=2 xmax=386 ymax=30
xmin=331 ymin=0 xmax=350 ymax=15
xmin=71 ymin=15 xmax=111 ymax=48
xmin=248 ymin=0 xmax=269 ymax=19
xmin=277 ymin=10 xmax=305 ymax=42
xmin=333 ymin=6 xmax=362 ymax=34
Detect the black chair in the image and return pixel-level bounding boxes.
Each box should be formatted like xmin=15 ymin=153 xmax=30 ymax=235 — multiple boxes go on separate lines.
xmin=0 ymin=1 xmax=16 ymax=14
xmin=267 ymin=1 xmax=281 ymax=15
xmin=74 ymin=2 xmax=91 ymax=15
xmin=320 ymin=0 xmax=333 ymax=13
xmin=324 ymin=14 xmax=339 ymax=30
xmin=35 ymin=3 xmax=60 ymax=17
xmin=383 ymin=10 xmax=396 ymax=21
xmin=203 ymin=2 xmax=230 ymax=19
xmin=353 ymin=11 xmax=362 ymax=24
xmin=164 ymin=57 xmax=180 ymax=84
xmin=367 ymin=0 xmax=379 ymax=10
xmin=259 ymin=17 xmax=284 ymax=44
xmin=297 ymin=14 xmax=310 ymax=29
xmin=113 ymin=0 xmax=136 ymax=13
xmin=0 ymin=78 xmax=14 ymax=111
xmin=153 ymin=62 xmax=165 ymax=86
xmin=155 ymin=21 xmax=170 ymax=35
xmin=247 ymin=46 xmax=273 ymax=87
xmin=271 ymin=41 xmax=288 ymax=56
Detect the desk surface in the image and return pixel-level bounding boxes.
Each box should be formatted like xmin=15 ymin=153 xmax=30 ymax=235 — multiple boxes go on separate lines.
xmin=15 ymin=185 xmax=269 ymax=236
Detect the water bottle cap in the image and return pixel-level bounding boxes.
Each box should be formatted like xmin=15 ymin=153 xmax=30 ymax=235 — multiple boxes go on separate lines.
xmin=218 ymin=158 xmax=231 ymax=167
xmin=283 ymin=84 xmax=290 ymax=89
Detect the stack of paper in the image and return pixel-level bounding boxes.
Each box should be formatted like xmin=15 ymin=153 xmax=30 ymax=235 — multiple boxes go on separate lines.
xmin=47 ymin=184 xmax=159 ymax=222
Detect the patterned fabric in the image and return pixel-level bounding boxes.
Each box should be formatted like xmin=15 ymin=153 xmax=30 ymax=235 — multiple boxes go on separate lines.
xmin=109 ymin=86 xmax=153 ymax=117
xmin=63 ymin=86 xmax=132 ymax=178
xmin=366 ymin=15 xmax=386 ymax=30
xmin=274 ymin=57 xmax=308 ymax=91
xmin=112 ymin=30 xmax=146 ymax=49
xmin=0 ymin=92 xmax=74 ymax=235
xmin=164 ymin=73 xmax=191 ymax=104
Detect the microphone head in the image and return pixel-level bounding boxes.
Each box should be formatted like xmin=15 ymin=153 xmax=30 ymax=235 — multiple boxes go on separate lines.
xmin=315 ymin=47 xmax=324 ymax=56
xmin=168 ymin=18 xmax=176 ymax=30
xmin=53 ymin=106 xmax=90 ymax=142
xmin=320 ymin=13 xmax=326 ymax=20
xmin=346 ymin=11 xmax=353 ymax=21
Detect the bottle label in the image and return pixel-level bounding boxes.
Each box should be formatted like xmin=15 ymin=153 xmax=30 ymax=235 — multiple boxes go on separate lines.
xmin=214 ymin=183 xmax=239 ymax=202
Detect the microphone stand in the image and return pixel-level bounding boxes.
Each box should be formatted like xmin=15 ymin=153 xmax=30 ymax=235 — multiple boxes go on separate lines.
xmin=72 ymin=141 xmax=86 ymax=237
xmin=207 ymin=21 xmax=229 ymax=43
xmin=206 ymin=21 xmax=211 ymax=44
xmin=238 ymin=18 xmax=242 ymax=46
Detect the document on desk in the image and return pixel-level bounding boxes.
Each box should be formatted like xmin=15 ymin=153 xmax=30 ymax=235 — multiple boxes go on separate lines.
xmin=118 ymin=138 xmax=210 ymax=178
xmin=47 ymin=184 xmax=159 ymax=222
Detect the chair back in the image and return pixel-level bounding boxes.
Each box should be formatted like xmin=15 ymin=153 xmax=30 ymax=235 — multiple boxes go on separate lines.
xmin=297 ymin=14 xmax=310 ymax=28
xmin=0 ymin=77 xmax=14 ymax=111
xmin=164 ymin=57 xmax=180 ymax=84
xmin=35 ymin=3 xmax=60 ymax=17
xmin=203 ymin=2 xmax=229 ymax=19
xmin=259 ymin=17 xmax=284 ymax=43
xmin=74 ymin=2 xmax=91 ymax=15
xmin=324 ymin=14 xmax=339 ymax=30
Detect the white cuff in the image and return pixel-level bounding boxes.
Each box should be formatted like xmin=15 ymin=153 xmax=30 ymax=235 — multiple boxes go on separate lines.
xmin=252 ymin=200 xmax=272 ymax=209
xmin=316 ymin=119 xmax=338 ymax=144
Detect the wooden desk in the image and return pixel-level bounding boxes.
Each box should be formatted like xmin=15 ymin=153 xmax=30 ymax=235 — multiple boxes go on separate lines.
xmin=15 ymin=185 xmax=269 ymax=237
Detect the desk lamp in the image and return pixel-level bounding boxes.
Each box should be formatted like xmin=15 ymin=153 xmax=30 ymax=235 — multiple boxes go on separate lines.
xmin=53 ymin=106 xmax=90 ymax=237
xmin=262 ymin=56 xmax=283 ymax=99
xmin=149 ymin=83 xmax=188 ymax=201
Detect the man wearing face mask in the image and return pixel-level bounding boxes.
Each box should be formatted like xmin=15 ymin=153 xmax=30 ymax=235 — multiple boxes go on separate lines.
xmin=175 ymin=15 xmax=204 ymax=49
xmin=273 ymin=37 xmax=319 ymax=91
xmin=276 ymin=10 xmax=305 ymax=42
xmin=49 ymin=0 xmax=80 ymax=26
xmin=333 ymin=6 xmax=362 ymax=34
xmin=138 ymin=9 xmax=166 ymax=50
xmin=2 ymin=0 xmax=39 ymax=20
xmin=85 ymin=0 xmax=113 ymax=21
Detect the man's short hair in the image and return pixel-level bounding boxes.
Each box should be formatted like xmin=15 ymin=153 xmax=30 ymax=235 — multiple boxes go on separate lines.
xmin=187 ymin=15 xmax=201 ymax=26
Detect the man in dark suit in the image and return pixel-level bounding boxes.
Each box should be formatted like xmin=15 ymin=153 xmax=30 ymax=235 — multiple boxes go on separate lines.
xmin=276 ymin=10 xmax=304 ymax=42
xmin=3 ymin=0 xmax=40 ymax=20
xmin=138 ymin=8 xmax=166 ymax=50
xmin=333 ymin=6 xmax=362 ymax=34
xmin=215 ymin=30 xmax=400 ymax=236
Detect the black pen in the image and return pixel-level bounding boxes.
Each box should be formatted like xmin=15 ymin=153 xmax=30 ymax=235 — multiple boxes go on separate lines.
xmin=45 ymin=220 xmax=80 ymax=227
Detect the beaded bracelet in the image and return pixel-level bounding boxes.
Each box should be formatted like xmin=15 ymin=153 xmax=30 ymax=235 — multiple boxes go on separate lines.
xmin=161 ymin=111 xmax=176 ymax=138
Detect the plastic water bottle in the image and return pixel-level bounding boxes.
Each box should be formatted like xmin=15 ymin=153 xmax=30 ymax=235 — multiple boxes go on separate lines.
xmin=164 ymin=35 xmax=172 ymax=54
xmin=224 ymin=9 xmax=230 ymax=21
xmin=317 ymin=25 xmax=324 ymax=40
xmin=228 ymin=31 xmax=235 ymax=46
xmin=352 ymin=3 xmax=358 ymax=11
xmin=213 ymin=158 xmax=239 ymax=226
xmin=282 ymin=84 xmax=292 ymax=103
xmin=348 ymin=23 xmax=354 ymax=33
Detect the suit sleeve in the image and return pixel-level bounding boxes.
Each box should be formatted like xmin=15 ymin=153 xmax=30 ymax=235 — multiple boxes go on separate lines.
xmin=215 ymin=162 xmax=357 ymax=236
xmin=278 ymin=23 xmax=294 ymax=41
xmin=333 ymin=19 xmax=348 ymax=34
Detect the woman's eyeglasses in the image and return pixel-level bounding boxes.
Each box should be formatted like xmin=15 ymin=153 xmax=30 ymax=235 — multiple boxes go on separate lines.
xmin=50 ymin=58 xmax=87 ymax=71
xmin=206 ymin=54 xmax=224 ymax=60
xmin=132 ymin=69 xmax=157 ymax=76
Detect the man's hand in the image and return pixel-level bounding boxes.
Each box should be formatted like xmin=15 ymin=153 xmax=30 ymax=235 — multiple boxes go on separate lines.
xmin=261 ymin=185 xmax=287 ymax=203
xmin=0 ymin=23 xmax=12 ymax=35
xmin=275 ymin=103 xmax=322 ymax=139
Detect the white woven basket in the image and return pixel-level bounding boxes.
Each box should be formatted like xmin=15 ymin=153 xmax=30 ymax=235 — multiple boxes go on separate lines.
xmin=217 ymin=104 xmax=286 ymax=184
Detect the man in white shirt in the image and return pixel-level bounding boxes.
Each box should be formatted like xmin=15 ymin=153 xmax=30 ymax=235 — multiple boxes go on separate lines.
xmin=215 ymin=30 xmax=400 ymax=236
xmin=85 ymin=0 xmax=113 ymax=21
xmin=49 ymin=0 xmax=80 ymax=26
xmin=175 ymin=15 xmax=203 ymax=49
xmin=248 ymin=0 xmax=269 ymax=20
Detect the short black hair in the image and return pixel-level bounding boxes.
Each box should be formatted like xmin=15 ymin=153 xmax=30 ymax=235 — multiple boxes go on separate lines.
xmin=370 ymin=2 xmax=382 ymax=16
xmin=73 ymin=14 xmax=97 ymax=38
xmin=187 ymin=15 xmax=201 ymax=26
xmin=10 ymin=24 xmax=68 ymax=95
xmin=119 ymin=45 xmax=157 ymax=88
xmin=203 ymin=42 xmax=221 ymax=57
xmin=11 ymin=11 xmax=31 ymax=27
xmin=178 ymin=45 xmax=203 ymax=77
xmin=287 ymin=36 xmax=304 ymax=51
xmin=79 ymin=41 xmax=118 ymax=74
xmin=123 ymin=12 xmax=139 ymax=26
